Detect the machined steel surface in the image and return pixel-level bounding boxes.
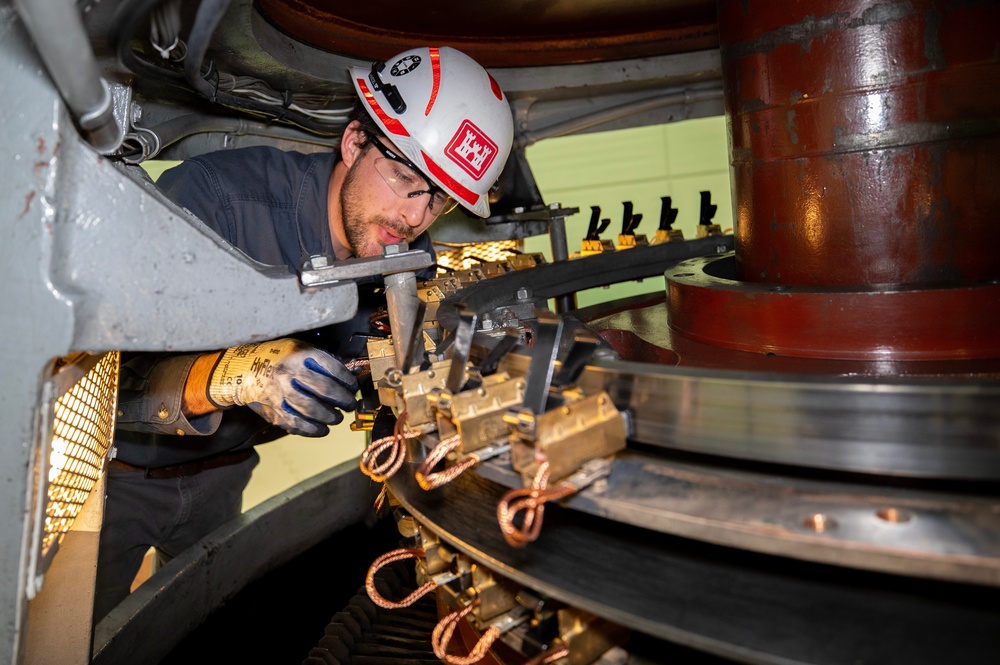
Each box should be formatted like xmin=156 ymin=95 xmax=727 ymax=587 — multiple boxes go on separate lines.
xmin=473 ymin=449 xmax=1000 ymax=587
xmin=387 ymin=468 xmax=1000 ymax=665
xmin=576 ymin=359 xmax=1000 ymax=481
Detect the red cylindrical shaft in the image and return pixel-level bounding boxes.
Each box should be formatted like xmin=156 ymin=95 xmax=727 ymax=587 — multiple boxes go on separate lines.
xmin=719 ymin=0 xmax=1000 ymax=287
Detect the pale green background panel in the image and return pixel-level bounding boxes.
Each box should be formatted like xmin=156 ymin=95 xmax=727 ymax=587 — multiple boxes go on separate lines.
xmin=143 ymin=160 xmax=181 ymax=181
xmin=523 ymin=114 xmax=732 ymax=309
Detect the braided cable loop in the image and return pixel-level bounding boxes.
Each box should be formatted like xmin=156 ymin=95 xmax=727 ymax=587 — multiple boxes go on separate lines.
xmin=359 ymin=434 xmax=404 ymax=481
xmin=497 ymin=462 xmax=577 ymax=548
xmin=359 ymin=410 xmax=419 ymax=481
xmin=432 ymin=598 xmax=502 ymax=665
xmin=364 ymin=547 xmax=438 ymax=609
xmin=415 ymin=434 xmax=476 ymax=490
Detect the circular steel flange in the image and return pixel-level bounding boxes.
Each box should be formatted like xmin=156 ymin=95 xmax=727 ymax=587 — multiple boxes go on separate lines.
xmin=666 ymin=253 xmax=1000 ymax=361
xmin=387 ymin=468 xmax=1000 ymax=665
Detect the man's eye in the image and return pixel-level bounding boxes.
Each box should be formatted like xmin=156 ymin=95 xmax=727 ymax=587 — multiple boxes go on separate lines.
xmin=392 ymin=166 xmax=420 ymax=187
xmin=431 ymin=192 xmax=448 ymax=206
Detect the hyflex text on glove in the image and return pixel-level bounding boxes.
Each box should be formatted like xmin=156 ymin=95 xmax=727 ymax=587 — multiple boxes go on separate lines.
xmin=208 ymin=338 xmax=359 ymax=437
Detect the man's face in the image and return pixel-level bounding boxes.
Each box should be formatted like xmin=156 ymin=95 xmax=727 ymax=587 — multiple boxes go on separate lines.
xmin=339 ymin=134 xmax=446 ymax=258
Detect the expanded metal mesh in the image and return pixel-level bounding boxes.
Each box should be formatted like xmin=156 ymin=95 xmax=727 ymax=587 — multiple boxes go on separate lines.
xmin=435 ymin=240 xmax=521 ymax=272
xmin=43 ymin=351 xmax=120 ymax=557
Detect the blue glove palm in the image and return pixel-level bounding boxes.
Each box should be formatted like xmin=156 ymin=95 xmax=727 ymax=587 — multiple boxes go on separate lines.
xmin=208 ymin=339 xmax=359 ymax=437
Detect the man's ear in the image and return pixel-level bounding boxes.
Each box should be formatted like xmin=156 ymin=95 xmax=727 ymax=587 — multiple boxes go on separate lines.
xmin=340 ymin=120 xmax=366 ymax=168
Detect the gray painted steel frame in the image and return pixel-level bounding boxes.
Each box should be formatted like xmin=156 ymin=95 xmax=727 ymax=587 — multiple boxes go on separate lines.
xmin=0 ymin=7 xmax=360 ymax=661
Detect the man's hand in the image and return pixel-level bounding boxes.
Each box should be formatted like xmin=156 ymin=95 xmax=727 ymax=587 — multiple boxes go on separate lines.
xmin=207 ymin=339 xmax=359 ymax=437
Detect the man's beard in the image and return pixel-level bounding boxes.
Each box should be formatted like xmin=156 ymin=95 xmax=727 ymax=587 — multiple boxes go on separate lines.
xmin=341 ymin=160 xmax=418 ymax=257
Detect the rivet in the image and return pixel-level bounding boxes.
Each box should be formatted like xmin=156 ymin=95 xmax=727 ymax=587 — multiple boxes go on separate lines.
xmin=803 ymin=513 xmax=837 ymax=533
xmin=157 ymin=407 xmax=169 ymax=419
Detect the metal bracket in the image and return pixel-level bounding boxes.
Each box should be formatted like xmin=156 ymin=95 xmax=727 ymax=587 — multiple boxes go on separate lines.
xmin=520 ymin=310 xmax=564 ymax=418
xmin=299 ymin=248 xmax=433 ymax=287
xmin=446 ymin=307 xmax=478 ymax=393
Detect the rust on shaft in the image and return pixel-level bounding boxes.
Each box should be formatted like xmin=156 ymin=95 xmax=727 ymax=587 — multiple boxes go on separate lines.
xmin=718 ymin=0 xmax=1000 ymax=287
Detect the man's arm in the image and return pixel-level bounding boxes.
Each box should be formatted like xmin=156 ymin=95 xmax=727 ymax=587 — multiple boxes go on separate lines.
xmin=182 ymin=351 xmax=223 ymax=418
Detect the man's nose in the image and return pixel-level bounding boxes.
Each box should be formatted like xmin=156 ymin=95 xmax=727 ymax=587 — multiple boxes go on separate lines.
xmin=398 ymin=194 xmax=433 ymax=227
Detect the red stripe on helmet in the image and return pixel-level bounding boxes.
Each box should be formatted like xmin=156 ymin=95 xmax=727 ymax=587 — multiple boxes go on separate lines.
xmin=425 ymin=47 xmax=441 ymax=116
xmin=488 ymin=73 xmax=503 ymax=101
xmin=421 ymin=151 xmax=478 ymax=206
xmin=356 ymin=78 xmax=410 ymax=137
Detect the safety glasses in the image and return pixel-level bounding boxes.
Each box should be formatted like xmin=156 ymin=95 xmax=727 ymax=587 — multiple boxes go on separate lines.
xmin=366 ymin=133 xmax=459 ymax=216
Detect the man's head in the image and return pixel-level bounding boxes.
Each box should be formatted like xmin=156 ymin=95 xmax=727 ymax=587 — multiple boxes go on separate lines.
xmin=349 ymin=46 xmax=514 ymax=219
xmin=332 ymin=46 xmax=513 ymax=258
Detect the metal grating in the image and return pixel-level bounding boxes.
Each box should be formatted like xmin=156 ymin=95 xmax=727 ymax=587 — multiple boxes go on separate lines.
xmin=435 ymin=240 xmax=521 ymax=272
xmin=43 ymin=351 xmax=120 ymax=557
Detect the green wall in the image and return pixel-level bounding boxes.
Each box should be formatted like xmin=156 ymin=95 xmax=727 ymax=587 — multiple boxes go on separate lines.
xmin=522 ymin=115 xmax=732 ymax=308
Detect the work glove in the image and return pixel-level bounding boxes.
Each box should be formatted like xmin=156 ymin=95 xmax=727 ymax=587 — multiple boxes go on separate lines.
xmin=207 ymin=338 xmax=359 ymax=437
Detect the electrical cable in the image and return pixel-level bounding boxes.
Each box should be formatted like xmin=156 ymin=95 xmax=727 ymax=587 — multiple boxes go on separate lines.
xmin=364 ymin=547 xmax=438 ymax=609
xmin=431 ymin=599 xmax=501 ymax=665
xmin=523 ymin=644 xmax=570 ymax=665
xmin=359 ymin=410 xmax=418 ymax=481
xmin=496 ymin=462 xmax=577 ymax=548
xmin=109 ymin=0 xmax=347 ymax=136
xmin=415 ymin=433 xmax=475 ymax=490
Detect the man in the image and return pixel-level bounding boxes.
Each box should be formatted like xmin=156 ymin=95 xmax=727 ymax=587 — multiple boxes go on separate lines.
xmin=94 ymin=45 xmax=514 ymax=621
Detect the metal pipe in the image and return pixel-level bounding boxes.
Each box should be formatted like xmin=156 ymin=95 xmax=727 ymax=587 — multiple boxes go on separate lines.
xmin=14 ymin=0 xmax=121 ymax=153
xmin=123 ymin=114 xmax=341 ymax=163
xmin=547 ymin=208 xmax=576 ymax=313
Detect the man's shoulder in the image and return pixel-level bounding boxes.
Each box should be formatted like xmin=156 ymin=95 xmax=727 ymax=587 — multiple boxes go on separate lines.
xmin=189 ymin=146 xmax=333 ymax=174
xmin=160 ymin=146 xmax=337 ymax=202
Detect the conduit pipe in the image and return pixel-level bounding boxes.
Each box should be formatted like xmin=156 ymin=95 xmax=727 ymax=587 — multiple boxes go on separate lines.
xmin=14 ymin=0 xmax=122 ymax=154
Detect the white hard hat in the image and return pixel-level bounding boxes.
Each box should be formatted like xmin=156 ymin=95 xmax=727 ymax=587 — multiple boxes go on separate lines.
xmin=350 ymin=46 xmax=514 ymax=218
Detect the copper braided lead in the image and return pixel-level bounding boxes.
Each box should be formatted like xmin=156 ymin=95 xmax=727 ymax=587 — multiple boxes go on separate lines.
xmin=343 ymin=358 xmax=370 ymax=372
xmin=431 ymin=599 xmax=502 ymax=665
xmin=359 ymin=410 xmax=418 ymax=481
xmin=415 ymin=434 xmax=476 ymax=490
xmin=364 ymin=547 xmax=438 ymax=610
xmin=373 ymin=483 xmax=389 ymax=512
xmin=523 ymin=644 xmax=571 ymax=665
xmin=359 ymin=434 xmax=404 ymax=481
xmin=497 ymin=462 xmax=577 ymax=548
